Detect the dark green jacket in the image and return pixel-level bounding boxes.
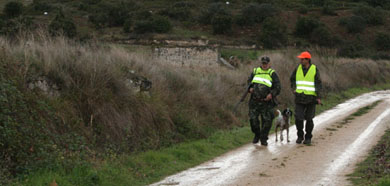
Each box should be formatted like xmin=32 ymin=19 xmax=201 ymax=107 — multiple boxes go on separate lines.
xmin=247 ymin=68 xmax=281 ymax=104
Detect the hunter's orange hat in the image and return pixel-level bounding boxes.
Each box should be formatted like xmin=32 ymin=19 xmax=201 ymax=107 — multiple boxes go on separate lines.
xmin=297 ymin=51 xmax=311 ymax=59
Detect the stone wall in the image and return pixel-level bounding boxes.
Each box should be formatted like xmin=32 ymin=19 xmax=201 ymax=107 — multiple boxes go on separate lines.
xmin=153 ymin=47 xmax=219 ymax=67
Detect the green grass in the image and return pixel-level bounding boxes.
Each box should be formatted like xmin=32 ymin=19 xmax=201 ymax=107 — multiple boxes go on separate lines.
xmin=16 ymin=84 xmax=390 ymax=186
xmin=348 ymin=129 xmax=390 ymax=186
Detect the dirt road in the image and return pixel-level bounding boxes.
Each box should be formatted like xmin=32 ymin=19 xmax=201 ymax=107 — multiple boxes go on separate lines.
xmin=151 ymin=90 xmax=390 ymax=186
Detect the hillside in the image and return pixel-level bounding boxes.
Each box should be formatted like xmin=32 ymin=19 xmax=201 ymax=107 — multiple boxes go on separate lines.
xmin=0 ymin=0 xmax=390 ymax=58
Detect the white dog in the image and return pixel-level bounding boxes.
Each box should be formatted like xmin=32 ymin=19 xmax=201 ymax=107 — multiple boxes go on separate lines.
xmin=275 ymin=108 xmax=293 ymax=142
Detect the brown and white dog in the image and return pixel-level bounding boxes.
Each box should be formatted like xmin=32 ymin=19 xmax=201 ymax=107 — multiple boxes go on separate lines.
xmin=275 ymin=108 xmax=293 ymax=142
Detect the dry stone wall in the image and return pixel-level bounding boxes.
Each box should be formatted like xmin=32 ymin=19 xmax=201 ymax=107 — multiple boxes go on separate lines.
xmin=153 ymin=47 xmax=220 ymax=67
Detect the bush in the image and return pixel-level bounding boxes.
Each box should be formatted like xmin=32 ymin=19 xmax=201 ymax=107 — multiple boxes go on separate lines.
xmin=199 ymin=3 xmax=230 ymax=24
xmin=49 ymin=11 xmax=77 ymax=38
xmin=134 ymin=16 xmax=172 ymax=34
xmin=304 ymin=0 xmax=325 ymax=6
xmin=258 ymin=18 xmax=288 ymax=49
xmin=310 ymin=26 xmax=337 ymax=47
xmin=32 ymin=0 xmax=52 ymax=12
xmin=340 ymin=16 xmax=366 ymax=33
xmin=160 ymin=2 xmax=194 ymax=21
xmin=375 ymin=32 xmax=390 ymax=51
xmin=211 ymin=13 xmax=232 ymax=34
xmin=0 ymin=16 xmax=35 ymax=36
xmin=298 ymin=5 xmax=309 ymax=14
xmin=152 ymin=16 xmax=173 ymax=33
xmin=294 ymin=16 xmax=320 ymax=38
xmin=322 ymin=3 xmax=337 ymax=16
xmin=123 ymin=18 xmax=132 ymax=33
xmin=89 ymin=1 xmax=137 ymax=28
xmin=364 ymin=0 xmax=390 ymax=8
xmin=238 ymin=3 xmax=278 ymax=26
xmin=353 ymin=5 xmax=385 ymax=25
xmin=4 ymin=1 xmax=24 ymax=18
xmin=336 ymin=40 xmax=368 ymax=58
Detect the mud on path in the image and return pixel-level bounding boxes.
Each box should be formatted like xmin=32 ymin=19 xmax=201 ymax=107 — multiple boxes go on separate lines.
xmin=151 ymin=91 xmax=390 ymax=186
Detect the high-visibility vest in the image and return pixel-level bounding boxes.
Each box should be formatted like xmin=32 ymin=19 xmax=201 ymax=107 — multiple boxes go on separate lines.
xmin=296 ymin=64 xmax=317 ymax=96
xmin=251 ymin=68 xmax=274 ymax=87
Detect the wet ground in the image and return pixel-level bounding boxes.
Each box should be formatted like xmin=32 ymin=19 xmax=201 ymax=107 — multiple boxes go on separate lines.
xmin=150 ymin=90 xmax=390 ymax=186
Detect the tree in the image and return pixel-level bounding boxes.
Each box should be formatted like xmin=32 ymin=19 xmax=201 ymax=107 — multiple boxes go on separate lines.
xmin=258 ymin=18 xmax=287 ymax=49
xmin=49 ymin=11 xmax=77 ymax=38
xmin=4 ymin=1 xmax=23 ymax=18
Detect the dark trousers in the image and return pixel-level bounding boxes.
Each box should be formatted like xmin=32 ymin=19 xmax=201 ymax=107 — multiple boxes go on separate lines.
xmin=295 ymin=103 xmax=316 ymax=140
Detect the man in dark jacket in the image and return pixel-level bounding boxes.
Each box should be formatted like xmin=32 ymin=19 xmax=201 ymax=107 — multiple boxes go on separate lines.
xmin=248 ymin=56 xmax=281 ymax=146
xmin=290 ymin=51 xmax=322 ymax=145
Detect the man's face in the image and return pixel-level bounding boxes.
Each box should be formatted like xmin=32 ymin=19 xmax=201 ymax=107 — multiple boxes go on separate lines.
xmin=261 ymin=62 xmax=270 ymax=70
xmin=300 ymin=58 xmax=309 ymax=66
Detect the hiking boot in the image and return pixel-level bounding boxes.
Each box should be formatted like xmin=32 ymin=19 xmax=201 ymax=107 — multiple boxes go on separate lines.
xmin=296 ymin=137 xmax=303 ymax=144
xmin=252 ymin=135 xmax=260 ymax=144
xmin=260 ymin=140 xmax=268 ymax=146
xmin=303 ymin=139 xmax=311 ymax=145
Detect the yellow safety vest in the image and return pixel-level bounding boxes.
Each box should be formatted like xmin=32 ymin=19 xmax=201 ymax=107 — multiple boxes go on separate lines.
xmin=296 ymin=64 xmax=317 ymax=96
xmin=251 ymin=68 xmax=274 ymax=87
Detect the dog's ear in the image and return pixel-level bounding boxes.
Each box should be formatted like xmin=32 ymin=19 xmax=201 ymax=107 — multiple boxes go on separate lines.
xmin=282 ymin=109 xmax=287 ymax=115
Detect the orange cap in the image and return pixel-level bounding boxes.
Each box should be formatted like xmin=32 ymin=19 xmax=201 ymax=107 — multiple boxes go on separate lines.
xmin=297 ymin=51 xmax=311 ymax=59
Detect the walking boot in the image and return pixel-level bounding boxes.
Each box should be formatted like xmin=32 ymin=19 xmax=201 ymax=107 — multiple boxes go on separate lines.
xmin=252 ymin=134 xmax=260 ymax=144
xmin=260 ymin=139 xmax=268 ymax=146
xmin=296 ymin=137 xmax=304 ymax=144
xmin=303 ymin=138 xmax=311 ymax=145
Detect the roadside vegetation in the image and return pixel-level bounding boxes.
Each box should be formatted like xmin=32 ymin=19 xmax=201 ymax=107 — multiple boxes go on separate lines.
xmin=1 ymin=33 xmax=390 ymax=184
xmin=0 ymin=0 xmax=390 ymax=59
xmin=349 ymin=129 xmax=390 ymax=186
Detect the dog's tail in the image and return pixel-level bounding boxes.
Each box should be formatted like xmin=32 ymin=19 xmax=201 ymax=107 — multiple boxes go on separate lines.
xmin=275 ymin=109 xmax=281 ymax=117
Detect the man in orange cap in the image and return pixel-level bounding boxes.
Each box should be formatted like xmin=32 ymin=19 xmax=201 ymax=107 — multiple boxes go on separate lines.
xmin=290 ymin=51 xmax=322 ymax=145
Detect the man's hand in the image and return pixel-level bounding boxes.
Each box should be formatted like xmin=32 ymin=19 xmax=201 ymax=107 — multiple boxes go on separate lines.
xmin=317 ymin=98 xmax=322 ymax=105
xmin=265 ymin=93 xmax=273 ymax=101
xmin=249 ymin=88 xmax=254 ymax=93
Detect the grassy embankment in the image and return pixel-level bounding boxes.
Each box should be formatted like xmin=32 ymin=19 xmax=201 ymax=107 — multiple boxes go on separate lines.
xmin=19 ymin=84 xmax=390 ymax=186
xmin=348 ymin=128 xmax=390 ymax=186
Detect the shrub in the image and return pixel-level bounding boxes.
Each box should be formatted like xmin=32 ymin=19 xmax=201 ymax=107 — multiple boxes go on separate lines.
xmin=353 ymin=5 xmax=385 ymax=25
xmin=32 ymin=0 xmax=52 ymax=12
xmin=123 ymin=18 xmax=132 ymax=33
xmin=294 ymin=16 xmax=320 ymax=38
xmin=304 ymin=0 xmax=325 ymax=6
xmin=160 ymin=2 xmax=194 ymax=21
xmin=152 ymin=16 xmax=172 ymax=33
xmin=298 ymin=5 xmax=309 ymax=14
xmin=310 ymin=26 xmax=337 ymax=47
xmin=4 ymin=1 xmax=24 ymax=18
xmin=89 ymin=1 xmax=136 ymax=28
xmin=49 ymin=11 xmax=77 ymax=38
xmin=322 ymin=3 xmax=337 ymax=16
xmin=238 ymin=3 xmax=278 ymax=26
xmin=0 ymin=16 xmax=35 ymax=36
xmin=336 ymin=40 xmax=368 ymax=58
xmin=199 ymin=3 xmax=230 ymax=24
xmin=211 ymin=13 xmax=232 ymax=34
xmin=364 ymin=0 xmax=390 ymax=8
xmin=258 ymin=18 xmax=287 ymax=49
xmin=340 ymin=16 xmax=366 ymax=33
xmin=375 ymin=32 xmax=390 ymax=51
xmin=134 ymin=16 xmax=172 ymax=34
